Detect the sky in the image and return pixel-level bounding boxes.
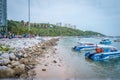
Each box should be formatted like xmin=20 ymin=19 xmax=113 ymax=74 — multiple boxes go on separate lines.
xmin=7 ymin=0 xmax=120 ymax=36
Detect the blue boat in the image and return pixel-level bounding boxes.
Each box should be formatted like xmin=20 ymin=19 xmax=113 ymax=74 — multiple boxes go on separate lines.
xmin=99 ymin=39 xmax=111 ymax=45
xmin=114 ymin=39 xmax=120 ymax=42
xmin=73 ymin=42 xmax=95 ymax=51
xmin=85 ymin=46 xmax=120 ymax=61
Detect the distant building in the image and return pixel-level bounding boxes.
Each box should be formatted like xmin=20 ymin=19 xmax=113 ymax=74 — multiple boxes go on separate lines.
xmin=56 ymin=22 xmax=62 ymax=26
xmin=64 ymin=23 xmax=76 ymax=29
xmin=0 ymin=0 xmax=7 ymax=29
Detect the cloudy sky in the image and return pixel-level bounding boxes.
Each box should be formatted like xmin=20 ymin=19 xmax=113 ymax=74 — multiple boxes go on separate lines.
xmin=8 ymin=0 xmax=120 ymax=36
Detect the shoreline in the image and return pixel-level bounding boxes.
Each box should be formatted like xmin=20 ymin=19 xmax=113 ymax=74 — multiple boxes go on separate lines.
xmin=0 ymin=37 xmax=64 ymax=78
xmin=34 ymin=43 xmax=68 ymax=79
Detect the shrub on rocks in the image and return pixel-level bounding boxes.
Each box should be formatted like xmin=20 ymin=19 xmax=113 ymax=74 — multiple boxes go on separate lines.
xmin=0 ymin=45 xmax=12 ymax=52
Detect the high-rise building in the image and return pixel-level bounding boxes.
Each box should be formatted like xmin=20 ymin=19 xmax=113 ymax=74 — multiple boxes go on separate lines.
xmin=0 ymin=0 xmax=7 ymax=27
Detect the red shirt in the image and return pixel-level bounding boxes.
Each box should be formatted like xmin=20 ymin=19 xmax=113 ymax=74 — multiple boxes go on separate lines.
xmin=96 ymin=48 xmax=103 ymax=53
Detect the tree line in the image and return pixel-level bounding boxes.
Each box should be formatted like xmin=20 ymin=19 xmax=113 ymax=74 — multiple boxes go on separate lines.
xmin=7 ymin=20 xmax=105 ymax=36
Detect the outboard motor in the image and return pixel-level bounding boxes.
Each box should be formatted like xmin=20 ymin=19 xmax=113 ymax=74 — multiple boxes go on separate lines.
xmin=73 ymin=46 xmax=77 ymax=50
xmin=85 ymin=52 xmax=90 ymax=58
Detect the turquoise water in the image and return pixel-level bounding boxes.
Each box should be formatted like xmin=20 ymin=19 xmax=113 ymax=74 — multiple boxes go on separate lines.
xmin=57 ymin=36 xmax=120 ymax=79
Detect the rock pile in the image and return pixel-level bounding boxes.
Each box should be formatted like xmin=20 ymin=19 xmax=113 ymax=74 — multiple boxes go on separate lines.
xmin=0 ymin=51 xmax=27 ymax=78
xmin=0 ymin=38 xmax=59 ymax=78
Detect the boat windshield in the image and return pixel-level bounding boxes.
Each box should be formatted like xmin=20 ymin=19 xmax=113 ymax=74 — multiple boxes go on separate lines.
xmin=102 ymin=47 xmax=117 ymax=52
xmin=102 ymin=39 xmax=109 ymax=41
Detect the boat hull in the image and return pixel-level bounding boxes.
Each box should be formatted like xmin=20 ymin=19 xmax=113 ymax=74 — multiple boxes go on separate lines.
xmin=85 ymin=51 xmax=120 ymax=61
xmin=73 ymin=45 xmax=95 ymax=51
xmin=99 ymin=41 xmax=111 ymax=45
xmin=99 ymin=39 xmax=111 ymax=45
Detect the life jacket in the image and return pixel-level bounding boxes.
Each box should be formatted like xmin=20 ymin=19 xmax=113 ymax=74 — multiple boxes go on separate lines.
xmin=96 ymin=48 xmax=103 ymax=53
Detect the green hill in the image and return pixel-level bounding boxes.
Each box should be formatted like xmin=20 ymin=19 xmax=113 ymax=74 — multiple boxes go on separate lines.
xmin=7 ymin=20 xmax=105 ymax=36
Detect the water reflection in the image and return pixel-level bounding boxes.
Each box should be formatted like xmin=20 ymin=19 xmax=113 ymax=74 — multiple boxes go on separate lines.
xmin=85 ymin=58 xmax=120 ymax=78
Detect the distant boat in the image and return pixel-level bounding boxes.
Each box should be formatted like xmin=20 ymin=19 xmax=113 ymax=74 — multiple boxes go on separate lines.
xmin=73 ymin=42 xmax=96 ymax=51
xmin=114 ymin=39 xmax=120 ymax=42
xmin=85 ymin=46 xmax=120 ymax=61
xmin=99 ymin=39 xmax=111 ymax=45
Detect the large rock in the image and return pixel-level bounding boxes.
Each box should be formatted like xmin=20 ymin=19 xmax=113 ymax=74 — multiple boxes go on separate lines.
xmin=0 ymin=66 xmax=15 ymax=78
xmin=11 ymin=61 xmax=20 ymax=67
xmin=15 ymin=52 xmax=23 ymax=59
xmin=23 ymin=53 xmax=28 ymax=58
xmin=13 ymin=64 xmax=25 ymax=75
xmin=20 ymin=58 xmax=36 ymax=65
xmin=0 ymin=51 xmax=3 ymax=56
xmin=9 ymin=53 xmax=16 ymax=60
xmin=0 ymin=59 xmax=10 ymax=65
xmin=8 ymin=49 xmax=16 ymax=54
xmin=0 ymin=56 xmax=2 ymax=60
xmin=25 ymin=65 xmax=35 ymax=71
xmin=19 ymin=58 xmax=29 ymax=65
xmin=7 ymin=64 xmax=12 ymax=68
xmin=1 ymin=53 xmax=9 ymax=59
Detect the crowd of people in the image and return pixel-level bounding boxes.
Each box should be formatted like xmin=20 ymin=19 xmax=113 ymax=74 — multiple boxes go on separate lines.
xmin=0 ymin=31 xmax=15 ymax=39
xmin=0 ymin=31 xmax=35 ymax=39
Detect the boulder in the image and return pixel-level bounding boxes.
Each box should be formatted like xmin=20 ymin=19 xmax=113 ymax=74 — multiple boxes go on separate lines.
xmin=23 ymin=53 xmax=28 ymax=58
xmin=15 ymin=52 xmax=23 ymax=59
xmin=0 ymin=66 xmax=15 ymax=78
xmin=11 ymin=61 xmax=20 ymax=67
xmin=8 ymin=50 xmax=16 ymax=54
xmin=1 ymin=53 xmax=9 ymax=59
xmin=26 ymin=65 xmax=35 ymax=71
xmin=19 ymin=73 xmax=28 ymax=78
xmin=53 ymin=60 xmax=57 ymax=63
xmin=9 ymin=53 xmax=16 ymax=60
xmin=7 ymin=64 xmax=12 ymax=68
xmin=42 ymin=69 xmax=46 ymax=71
xmin=13 ymin=64 xmax=25 ymax=75
xmin=0 ymin=51 xmax=3 ymax=56
xmin=0 ymin=59 xmax=10 ymax=65
xmin=0 ymin=56 xmax=2 ymax=60
xmin=20 ymin=58 xmax=36 ymax=65
xmin=19 ymin=58 xmax=29 ymax=65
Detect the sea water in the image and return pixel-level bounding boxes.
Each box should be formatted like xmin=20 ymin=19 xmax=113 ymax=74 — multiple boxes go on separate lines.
xmin=57 ymin=36 xmax=120 ymax=79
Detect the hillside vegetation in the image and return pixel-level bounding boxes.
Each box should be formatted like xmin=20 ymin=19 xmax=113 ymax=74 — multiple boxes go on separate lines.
xmin=7 ymin=20 xmax=105 ymax=36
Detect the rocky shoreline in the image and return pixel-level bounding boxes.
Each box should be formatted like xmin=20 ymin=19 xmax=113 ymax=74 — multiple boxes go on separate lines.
xmin=0 ymin=38 xmax=59 ymax=78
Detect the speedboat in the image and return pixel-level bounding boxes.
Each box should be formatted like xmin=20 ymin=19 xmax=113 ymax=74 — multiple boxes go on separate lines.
xmin=114 ymin=39 xmax=120 ymax=42
xmin=85 ymin=46 xmax=120 ymax=61
xmin=99 ymin=39 xmax=111 ymax=45
xmin=73 ymin=42 xmax=96 ymax=51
